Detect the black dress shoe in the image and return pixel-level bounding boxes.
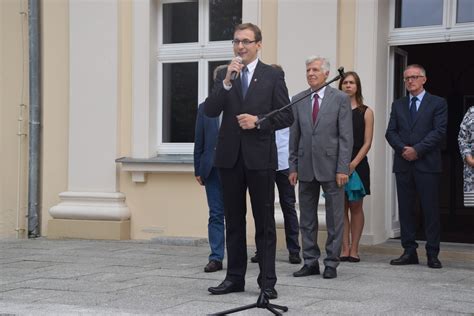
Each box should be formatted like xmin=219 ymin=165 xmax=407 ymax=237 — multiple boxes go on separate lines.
xmin=208 ymin=280 xmax=244 ymax=295
xmin=250 ymin=253 xmax=259 ymax=263
xmin=263 ymin=288 xmax=278 ymax=300
xmin=390 ymin=253 xmax=419 ymax=265
xmin=348 ymin=256 xmax=360 ymax=263
xmin=340 ymin=256 xmax=349 ymax=262
xmin=204 ymin=260 xmax=223 ymax=273
xmin=293 ymin=264 xmax=320 ymax=277
xmin=427 ymin=255 xmax=442 ymax=269
xmin=289 ymin=253 xmax=302 ymax=264
xmin=323 ymin=266 xmax=337 ymax=279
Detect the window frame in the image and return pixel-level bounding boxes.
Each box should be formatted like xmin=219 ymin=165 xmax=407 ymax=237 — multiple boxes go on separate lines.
xmin=156 ymin=0 xmax=238 ymax=154
xmin=130 ymin=0 xmax=258 ymax=162
xmin=388 ymin=0 xmax=474 ymax=45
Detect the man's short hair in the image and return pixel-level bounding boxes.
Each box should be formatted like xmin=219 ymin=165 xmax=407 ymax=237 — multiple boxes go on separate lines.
xmin=405 ymin=64 xmax=426 ymax=77
xmin=305 ymin=56 xmax=330 ymax=73
xmin=213 ymin=64 xmax=228 ymax=80
xmin=234 ymin=23 xmax=262 ymax=42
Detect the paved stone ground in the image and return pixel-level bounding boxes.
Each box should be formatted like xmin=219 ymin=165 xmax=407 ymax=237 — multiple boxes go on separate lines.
xmin=0 ymin=238 xmax=473 ymax=315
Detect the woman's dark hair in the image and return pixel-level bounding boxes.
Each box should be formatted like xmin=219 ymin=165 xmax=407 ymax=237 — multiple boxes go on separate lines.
xmin=338 ymin=71 xmax=366 ymax=111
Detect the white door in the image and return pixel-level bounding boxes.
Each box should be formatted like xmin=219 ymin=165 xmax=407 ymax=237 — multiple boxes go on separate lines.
xmin=386 ymin=47 xmax=408 ymax=238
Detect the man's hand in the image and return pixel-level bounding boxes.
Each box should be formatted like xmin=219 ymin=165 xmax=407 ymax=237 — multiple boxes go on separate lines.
xmin=289 ymin=172 xmax=298 ymax=186
xmin=223 ymin=57 xmax=244 ymax=86
xmin=336 ymin=173 xmax=348 ymax=188
xmin=402 ymin=146 xmax=418 ymax=161
xmin=466 ymin=154 xmax=474 ymax=167
xmin=237 ymin=114 xmax=258 ymax=129
xmin=195 ymin=176 xmax=204 ymax=186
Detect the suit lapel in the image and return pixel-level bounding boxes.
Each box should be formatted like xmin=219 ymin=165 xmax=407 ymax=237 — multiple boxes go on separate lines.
xmin=299 ymin=88 xmax=313 ymax=128
xmin=400 ymin=96 xmax=411 ymax=126
xmin=244 ymin=61 xmax=264 ymax=100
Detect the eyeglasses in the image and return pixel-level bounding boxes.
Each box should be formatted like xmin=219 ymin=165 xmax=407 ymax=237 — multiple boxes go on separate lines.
xmin=232 ymin=39 xmax=257 ymax=47
xmin=403 ymin=75 xmax=424 ymax=82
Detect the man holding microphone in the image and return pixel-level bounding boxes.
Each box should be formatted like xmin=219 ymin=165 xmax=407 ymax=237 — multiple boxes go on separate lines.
xmin=204 ymin=23 xmax=293 ymax=299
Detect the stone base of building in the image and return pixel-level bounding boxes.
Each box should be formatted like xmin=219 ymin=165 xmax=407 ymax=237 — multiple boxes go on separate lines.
xmin=47 ymin=219 xmax=130 ymax=240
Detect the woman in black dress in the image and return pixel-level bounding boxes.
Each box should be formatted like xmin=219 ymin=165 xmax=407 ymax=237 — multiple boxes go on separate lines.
xmin=338 ymin=71 xmax=374 ymax=262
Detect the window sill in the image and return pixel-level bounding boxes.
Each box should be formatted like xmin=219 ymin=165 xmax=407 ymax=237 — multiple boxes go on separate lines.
xmin=116 ymin=154 xmax=193 ymax=183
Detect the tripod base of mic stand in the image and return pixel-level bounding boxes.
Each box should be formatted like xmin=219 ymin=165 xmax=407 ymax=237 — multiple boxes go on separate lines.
xmin=210 ymin=291 xmax=288 ymax=316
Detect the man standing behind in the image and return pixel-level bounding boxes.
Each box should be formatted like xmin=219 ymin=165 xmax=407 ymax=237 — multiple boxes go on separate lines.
xmin=205 ymin=23 xmax=293 ymax=298
xmin=275 ymin=127 xmax=302 ymax=263
xmin=250 ymin=127 xmax=302 ymax=265
xmin=193 ymin=65 xmax=228 ymax=273
xmin=385 ymin=64 xmax=447 ymax=269
xmin=289 ymin=56 xmax=352 ymax=279
xmin=250 ymin=64 xmax=301 ymax=265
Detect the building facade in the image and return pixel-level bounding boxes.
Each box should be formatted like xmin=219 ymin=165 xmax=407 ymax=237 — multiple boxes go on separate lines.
xmin=1 ymin=0 xmax=473 ymax=245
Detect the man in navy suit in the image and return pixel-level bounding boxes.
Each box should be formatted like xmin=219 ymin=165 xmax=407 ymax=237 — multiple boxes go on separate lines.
xmin=194 ymin=66 xmax=228 ymax=273
xmin=205 ymin=23 xmax=293 ymax=299
xmin=386 ymin=64 xmax=447 ymax=269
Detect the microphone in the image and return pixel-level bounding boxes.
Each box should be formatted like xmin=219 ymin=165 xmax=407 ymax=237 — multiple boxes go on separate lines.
xmin=337 ymin=66 xmax=345 ymax=78
xmin=230 ymin=56 xmax=243 ymax=80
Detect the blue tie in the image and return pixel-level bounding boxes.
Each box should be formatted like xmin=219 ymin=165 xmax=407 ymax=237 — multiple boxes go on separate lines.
xmin=410 ymin=97 xmax=418 ymax=123
xmin=241 ymin=67 xmax=248 ymax=98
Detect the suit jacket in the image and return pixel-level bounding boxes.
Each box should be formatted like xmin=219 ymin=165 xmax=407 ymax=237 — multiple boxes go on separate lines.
xmin=204 ymin=60 xmax=293 ymax=170
xmin=193 ymin=103 xmax=219 ymax=180
xmin=385 ymin=92 xmax=448 ymax=173
xmin=289 ymin=85 xmax=353 ymax=182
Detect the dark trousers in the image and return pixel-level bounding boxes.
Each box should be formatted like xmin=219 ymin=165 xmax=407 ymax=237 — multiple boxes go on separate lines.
xmin=219 ymin=152 xmax=277 ymax=289
xmin=395 ymin=168 xmax=441 ymax=256
xmin=204 ymin=168 xmax=225 ymax=261
xmin=275 ymin=169 xmax=301 ymax=254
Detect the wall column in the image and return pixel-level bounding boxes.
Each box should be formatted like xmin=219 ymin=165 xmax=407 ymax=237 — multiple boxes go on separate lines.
xmin=354 ymin=0 xmax=391 ymax=244
xmin=48 ymin=0 xmax=130 ymax=240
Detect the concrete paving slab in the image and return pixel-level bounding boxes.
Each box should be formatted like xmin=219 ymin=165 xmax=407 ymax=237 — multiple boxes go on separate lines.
xmin=0 ymin=238 xmax=473 ymax=315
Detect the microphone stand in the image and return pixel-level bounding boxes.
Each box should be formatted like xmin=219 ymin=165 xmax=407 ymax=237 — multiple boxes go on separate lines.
xmin=255 ymin=67 xmax=345 ymax=127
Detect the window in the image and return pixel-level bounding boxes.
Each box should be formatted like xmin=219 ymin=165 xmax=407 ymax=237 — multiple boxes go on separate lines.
xmin=162 ymin=62 xmax=198 ymax=143
xmin=457 ymin=0 xmax=474 ymax=23
xmin=389 ymin=0 xmax=474 ymax=45
xmin=163 ymin=1 xmax=199 ymax=44
xmin=157 ymin=0 xmax=242 ymax=152
xmin=394 ymin=0 xmax=443 ymax=28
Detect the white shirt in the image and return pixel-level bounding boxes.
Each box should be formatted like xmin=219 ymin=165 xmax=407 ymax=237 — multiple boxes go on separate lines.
xmin=409 ymin=89 xmax=426 ymax=111
xmin=223 ymin=58 xmax=259 ymax=91
xmin=276 ymin=127 xmax=289 ymax=171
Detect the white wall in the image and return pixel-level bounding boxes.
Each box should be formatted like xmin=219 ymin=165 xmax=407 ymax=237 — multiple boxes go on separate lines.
xmin=277 ymin=0 xmax=338 ymax=96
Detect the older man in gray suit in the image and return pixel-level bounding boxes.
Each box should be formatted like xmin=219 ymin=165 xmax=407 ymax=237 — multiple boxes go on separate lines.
xmin=289 ymin=56 xmax=353 ymax=279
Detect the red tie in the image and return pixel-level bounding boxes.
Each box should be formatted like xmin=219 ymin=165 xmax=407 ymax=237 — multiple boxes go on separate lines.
xmin=312 ymin=94 xmax=319 ymax=124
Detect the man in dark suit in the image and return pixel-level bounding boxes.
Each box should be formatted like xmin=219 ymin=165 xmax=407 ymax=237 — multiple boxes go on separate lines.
xmin=386 ymin=64 xmax=448 ymax=269
xmin=193 ymin=65 xmax=228 ymax=273
xmin=289 ymin=56 xmax=352 ymax=279
xmin=205 ymin=23 xmax=293 ymax=299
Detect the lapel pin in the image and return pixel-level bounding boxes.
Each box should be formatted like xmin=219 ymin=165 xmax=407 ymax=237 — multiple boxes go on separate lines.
xmin=254 ymin=78 xmax=258 ymax=82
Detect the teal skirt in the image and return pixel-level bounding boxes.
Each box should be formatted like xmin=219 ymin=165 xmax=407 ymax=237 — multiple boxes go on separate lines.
xmin=345 ymin=170 xmax=366 ymax=201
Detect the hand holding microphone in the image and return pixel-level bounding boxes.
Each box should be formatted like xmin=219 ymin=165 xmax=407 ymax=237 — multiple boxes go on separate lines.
xmin=230 ymin=56 xmax=243 ymax=80
xmin=222 ymin=56 xmax=243 ymax=86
